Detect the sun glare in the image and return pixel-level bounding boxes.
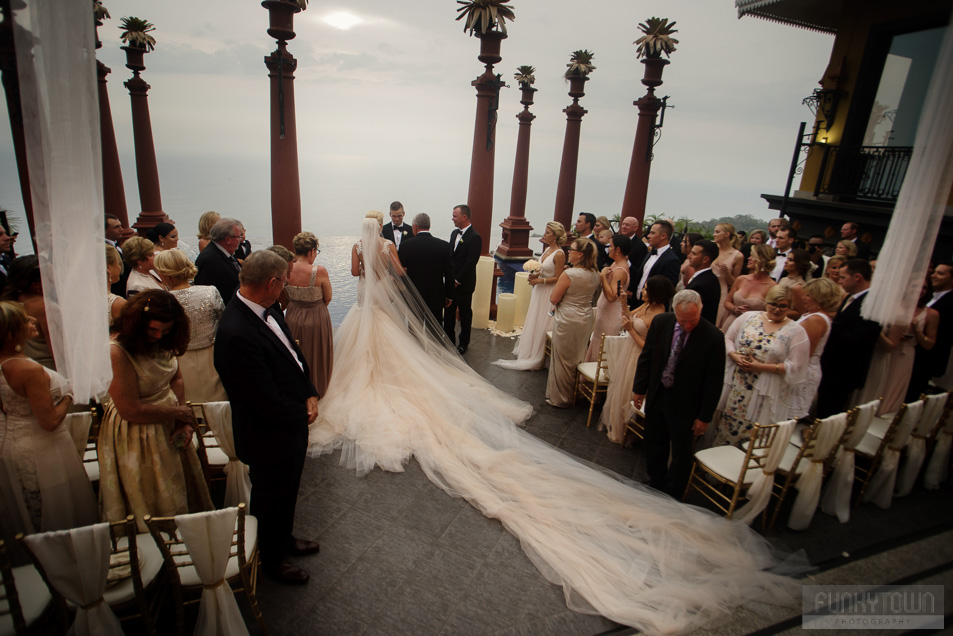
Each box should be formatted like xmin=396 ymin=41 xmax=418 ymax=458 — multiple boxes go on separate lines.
xmin=322 ymin=11 xmax=363 ymax=30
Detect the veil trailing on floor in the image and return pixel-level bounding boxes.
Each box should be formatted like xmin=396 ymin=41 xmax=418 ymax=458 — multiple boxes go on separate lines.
xmin=309 ymin=219 xmax=804 ymax=635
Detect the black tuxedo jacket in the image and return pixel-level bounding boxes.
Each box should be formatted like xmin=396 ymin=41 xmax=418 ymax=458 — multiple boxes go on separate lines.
xmin=399 ymin=232 xmax=454 ymax=315
xmin=194 ymin=243 xmax=240 ymax=304
xmin=853 ymin=239 xmax=871 ymax=260
xmin=382 ymin=223 xmax=413 ymax=245
xmin=686 ymin=270 xmax=720 ymax=325
xmin=819 ymin=292 xmax=881 ymax=395
xmin=925 ymin=292 xmax=953 ymax=376
xmin=633 ymin=313 xmax=725 ymax=426
xmin=449 ymin=227 xmax=482 ymax=294
xmin=638 ymin=248 xmax=680 ymax=290
xmin=214 ymin=296 xmax=318 ymax=467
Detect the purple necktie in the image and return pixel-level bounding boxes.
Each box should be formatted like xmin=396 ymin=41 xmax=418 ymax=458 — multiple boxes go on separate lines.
xmin=661 ymin=328 xmax=686 ymax=388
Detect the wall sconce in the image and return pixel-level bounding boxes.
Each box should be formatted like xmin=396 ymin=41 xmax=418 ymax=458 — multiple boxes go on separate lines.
xmin=802 ymin=88 xmax=843 ymax=138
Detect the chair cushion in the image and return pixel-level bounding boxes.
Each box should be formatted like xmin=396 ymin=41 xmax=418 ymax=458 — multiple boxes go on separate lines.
xmin=174 ymin=515 xmax=258 ymax=588
xmin=204 ymin=446 xmax=229 ymax=468
xmin=855 ymin=432 xmax=884 ymax=458
xmin=101 ymin=533 xmax=164 ymax=606
xmin=576 ymin=362 xmax=607 ymax=383
xmin=84 ymin=461 xmax=100 ymax=483
xmin=695 ymin=446 xmax=757 ymax=485
xmin=866 ymin=415 xmax=893 ymax=440
xmin=0 ymin=564 xmax=51 ymax=636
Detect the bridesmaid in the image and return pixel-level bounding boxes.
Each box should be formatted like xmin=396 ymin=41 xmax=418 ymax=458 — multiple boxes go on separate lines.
xmin=721 ymin=244 xmax=776 ymax=333
xmin=585 ymin=235 xmax=631 ymax=362
xmin=710 ymin=223 xmax=744 ymax=327
xmin=286 ymin=232 xmax=334 ymax=397
xmin=599 ymin=275 xmax=673 ymax=444
xmin=494 ymin=222 xmax=566 ymax=370
xmin=148 ymin=222 xmax=179 ymax=253
xmin=545 ymin=239 xmax=600 ymax=408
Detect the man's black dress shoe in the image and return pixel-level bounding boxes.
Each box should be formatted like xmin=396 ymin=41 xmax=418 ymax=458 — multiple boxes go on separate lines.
xmin=457 ymin=345 xmax=467 ymax=355
xmin=290 ymin=538 xmax=320 ymax=556
xmin=263 ymin=561 xmax=310 ymax=585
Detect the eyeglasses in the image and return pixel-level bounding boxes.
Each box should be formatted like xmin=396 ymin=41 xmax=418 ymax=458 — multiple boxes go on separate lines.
xmin=766 ymin=302 xmax=790 ymax=310
xmin=226 ymin=234 xmax=243 ymax=239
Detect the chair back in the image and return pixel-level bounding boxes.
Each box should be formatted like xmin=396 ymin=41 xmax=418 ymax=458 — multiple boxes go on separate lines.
xmin=847 ymin=399 xmax=879 ymax=449
xmin=188 ymin=403 xmax=225 ymax=485
xmin=64 ymin=408 xmax=96 ymax=457
xmin=0 ymin=540 xmax=27 ymax=634
xmin=739 ymin=422 xmax=785 ymax=482
xmin=602 ymin=335 xmax=628 ymax=382
xmin=916 ymin=392 xmax=949 ymax=441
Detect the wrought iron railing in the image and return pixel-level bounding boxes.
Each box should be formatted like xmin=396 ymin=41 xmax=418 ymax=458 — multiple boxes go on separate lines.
xmin=814 ymin=144 xmax=913 ymax=202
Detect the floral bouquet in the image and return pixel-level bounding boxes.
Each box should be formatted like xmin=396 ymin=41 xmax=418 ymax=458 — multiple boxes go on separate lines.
xmin=522 ymin=259 xmax=541 ymax=274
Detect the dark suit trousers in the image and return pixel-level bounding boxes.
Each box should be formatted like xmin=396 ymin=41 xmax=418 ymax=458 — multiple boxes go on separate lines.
xmin=445 ymin=286 xmax=474 ymax=347
xmin=248 ymin=435 xmax=307 ymax=567
xmin=815 ymin=385 xmax=848 ymax=419
xmin=644 ymin=387 xmax=694 ymax=497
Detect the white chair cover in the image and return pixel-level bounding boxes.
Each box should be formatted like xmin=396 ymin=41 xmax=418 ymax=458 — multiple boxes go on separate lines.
xmin=733 ymin=420 xmax=794 ymax=525
xmin=863 ymin=400 xmax=923 ymax=509
xmin=175 ymin=508 xmax=249 ymax=636
xmin=202 ymin=402 xmax=251 ymax=508
xmin=787 ymin=412 xmax=847 ymax=531
xmin=22 ymin=523 xmax=123 ymax=636
xmin=924 ymin=410 xmax=953 ymax=490
xmin=64 ymin=412 xmax=93 ymax=457
xmin=895 ymin=393 xmax=947 ymax=497
xmin=821 ymin=400 xmax=878 ymax=523
xmin=602 ymin=335 xmax=629 ymax=383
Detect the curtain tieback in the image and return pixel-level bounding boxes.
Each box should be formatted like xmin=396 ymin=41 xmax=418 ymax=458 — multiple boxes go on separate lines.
xmin=204 ymin=579 xmax=227 ymax=591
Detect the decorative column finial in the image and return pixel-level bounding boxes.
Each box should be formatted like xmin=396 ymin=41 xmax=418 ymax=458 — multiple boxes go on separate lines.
xmin=553 ymin=50 xmax=595 ymax=231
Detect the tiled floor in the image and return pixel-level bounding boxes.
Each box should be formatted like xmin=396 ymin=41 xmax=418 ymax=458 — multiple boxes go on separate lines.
xmin=250 ymin=328 xmax=953 ymax=635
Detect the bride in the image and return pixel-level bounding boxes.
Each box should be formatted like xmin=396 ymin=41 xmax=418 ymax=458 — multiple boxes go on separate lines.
xmin=308 ymin=217 xmax=802 ymax=635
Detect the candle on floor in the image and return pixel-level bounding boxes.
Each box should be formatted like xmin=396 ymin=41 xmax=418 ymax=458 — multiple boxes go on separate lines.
xmin=472 ymin=256 xmax=494 ymax=329
xmin=513 ymin=272 xmax=530 ymax=328
xmin=496 ymin=293 xmax=517 ymax=332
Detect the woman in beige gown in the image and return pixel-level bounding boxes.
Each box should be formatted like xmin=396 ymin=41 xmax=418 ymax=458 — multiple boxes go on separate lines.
xmin=711 ymin=223 xmax=744 ymax=328
xmin=286 ymin=232 xmax=334 ymax=397
xmin=585 ymin=235 xmax=631 ymax=362
xmin=545 ymin=238 xmax=601 ymax=408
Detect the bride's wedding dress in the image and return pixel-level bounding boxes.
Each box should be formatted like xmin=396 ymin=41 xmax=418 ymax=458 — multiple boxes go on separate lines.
xmin=308 ymin=219 xmax=802 ymax=635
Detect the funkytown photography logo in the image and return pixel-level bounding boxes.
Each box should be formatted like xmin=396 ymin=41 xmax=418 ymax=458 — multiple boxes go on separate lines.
xmin=802 ymin=585 xmax=944 ymax=630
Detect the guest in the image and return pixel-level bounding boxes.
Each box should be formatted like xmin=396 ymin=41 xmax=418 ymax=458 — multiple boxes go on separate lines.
xmin=1 ymin=256 xmax=55 ymax=370
xmin=0 ymin=224 xmax=14 ymax=294
xmin=104 ymin=214 xmax=129 ymax=298
xmin=824 ymin=255 xmax=848 ymax=287
xmin=633 ymin=220 xmax=680 ymax=308
xmin=779 ymin=248 xmax=811 ymax=318
xmin=785 ymin=278 xmax=841 ymax=419
xmin=106 ymin=245 xmax=127 ymax=328
xmin=620 ymin=216 xmax=648 ymax=308
xmin=840 ymin=222 xmax=871 ymax=260
xmin=445 ymin=204 xmax=482 ymax=355
xmin=399 ymin=213 xmax=454 ymax=328
xmin=382 ymin=201 xmax=413 ymax=250
xmin=711 ymin=223 xmax=744 ymax=326
xmin=597 ymin=229 xmax=613 ymax=247
xmin=721 ymin=244 xmax=776 ymax=333
xmin=0 ymin=302 xmax=96 ymax=535
xmin=148 ymin=222 xmax=179 ymax=253
xmin=266 ymin=245 xmax=295 ymax=311
xmin=233 ymin=224 xmax=252 ymax=265
xmin=194 ymin=217 xmax=244 ymax=304
xmin=713 ymin=285 xmax=810 ymax=447
xmin=585 ymin=235 xmax=631 ymax=362
xmin=770 ymin=227 xmax=795 ymax=281
xmin=677 ymin=232 xmax=703 ymax=290
xmin=766 ymin=218 xmax=787 ymax=249
xmin=196 ymin=211 xmax=221 ymax=253
xmin=599 ymin=275 xmax=673 ymax=444
xmin=593 ymin=216 xmax=613 ymax=236
xmin=806 ymin=235 xmax=829 ymax=279
xmin=633 ymin=290 xmax=726 ymax=496
xmin=748 ymin=230 xmax=767 ymax=246
xmin=286 ymin=232 xmax=334 ymax=397
xmin=99 ymin=290 xmax=213 ymax=530
xmin=545 ymin=239 xmax=600 ymax=408
xmin=153 ymin=250 xmax=227 ymax=403
xmin=906 ymin=264 xmax=951 ymax=402
xmin=123 ymin=237 xmax=165 ymax=297
xmin=574 ymin=213 xmax=607 ymax=270
xmin=685 ymin=239 xmax=720 ymax=326
xmin=834 ymin=240 xmax=858 ymax=259
xmin=494 ymin=221 xmax=566 ymax=370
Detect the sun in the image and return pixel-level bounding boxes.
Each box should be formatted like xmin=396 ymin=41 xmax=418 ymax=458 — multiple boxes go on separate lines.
xmin=322 ymin=11 xmax=363 ymax=30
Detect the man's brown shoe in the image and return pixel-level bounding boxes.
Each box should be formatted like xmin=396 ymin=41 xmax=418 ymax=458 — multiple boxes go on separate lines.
xmin=290 ymin=538 xmax=320 ymax=556
xmin=263 ymin=561 xmax=310 ymax=585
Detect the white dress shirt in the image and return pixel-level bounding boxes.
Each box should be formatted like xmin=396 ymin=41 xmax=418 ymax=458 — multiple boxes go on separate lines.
xmin=928 ymin=289 xmax=951 ymax=308
xmin=637 ymin=244 xmax=670 ymax=295
xmin=771 ymin=250 xmax=790 ymax=282
xmin=236 ymin=291 xmax=304 ymax=371
xmin=454 ymin=225 xmax=471 ymax=250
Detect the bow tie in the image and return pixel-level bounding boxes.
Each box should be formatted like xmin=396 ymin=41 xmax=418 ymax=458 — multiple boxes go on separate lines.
xmin=649 ymin=249 xmax=658 ymax=256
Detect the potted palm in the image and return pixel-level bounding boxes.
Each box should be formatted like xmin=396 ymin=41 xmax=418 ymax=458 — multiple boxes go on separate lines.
xmin=634 ymin=17 xmax=678 ymax=86
xmin=456 ymin=0 xmax=515 ymax=65
xmin=564 ymin=49 xmax=595 ymax=97
xmin=119 ymin=16 xmax=155 ymax=71
xmin=262 ymin=0 xmax=306 ymax=42
xmin=93 ymin=1 xmax=110 ymax=50
xmin=514 ymin=64 xmax=536 ymax=103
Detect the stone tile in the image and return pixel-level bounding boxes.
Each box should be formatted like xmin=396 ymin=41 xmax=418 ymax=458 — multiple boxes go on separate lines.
xmin=403 ymin=546 xmax=482 ymax=597
xmin=287 ymin=596 xmax=369 ymax=635
xmin=494 ymin=610 xmax=619 ymax=636
xmin=591 ymin=446 xmax=641 ymax=479
xmin=366 ymin=582 xmax=460 ymax=635
xmin=555 ymin=437 xmax=600 ymax=463
xmin=317 ymin=506 xmax=391 ymax=556
xmin=435 ymin=503 xmax=504 ymax=560
xmin=322 ymin=554 xmax=408 ymax=618
xmin=483 ymin=531 xmax=542 ymax=581
xmin=517 ymin=578 xmax=572 ymax=623
xmin=438 ymin=561 xmax=539 ymax=634
xmin=351 ymin=479 xmax=419 ymax=523
xmin=317 ymin=462 xmax=374 ymax=504
xmin=362 ymin=523 xmax=437 ymax=573
xmin=294 ymin=489 xmax=353 ymax=539
xmin=394 ymin=484 xmax=466 ymax=539
xmin=523 ymin=430 xmax=563 ymax=448
xmin=291 ymin=543 xmax=364 ymax=602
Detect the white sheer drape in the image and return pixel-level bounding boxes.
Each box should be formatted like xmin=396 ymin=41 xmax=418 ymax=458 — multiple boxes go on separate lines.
xmin=863 ymin=400 xmax=923 ymax=509
xmin=22 ymin=523 xmax=123 ymax=636
xmin=202 ymin=402 xmax=251 ymax=508
xmin=734 ymin=420 xmax=794 ymax=525
xmin=924 ymin=412 xmax=952 ymax=490
xmin=821 ymin=400 xmax=878 ymax=523
xmin=176 ymin=508 xmax=249 ymax=636
xmin=895 ymin=392 xmax=947 ymax=496
xmin=787 ymin=413 xmax=847 ymax=531
xmin=11 ymin=0 xmax=111 ymax=402
xmin=863 ymin=24 xmax=953 ymax=325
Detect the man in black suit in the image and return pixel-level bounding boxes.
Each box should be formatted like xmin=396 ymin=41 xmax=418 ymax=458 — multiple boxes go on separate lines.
xmin=214 ymin=250 xmax=320 ymax=585
xmin=574 ymin=212 xmax=608 ymax=270
xmin=685 ymin=239 xmax=720 ymax=325
xmin=105 ymin=214 xmax=129 ymax=297
xmin=632 ymin=220 xmax=680 ymax=309
xmin=194 ymin=217 xmax=243 ymax=304
xmin=381 ymin=201 xmax=413 ymax=251
xmin=399 ymin=212 xmax=453 ymax=324
xmin=619 ymin=216 xmax=648 ymax=307
xmin=633 ymin=289 xmax=726 ymax=497
xmin=444 ymin=204 xmax=482 ymax=354
xmin=816 ymin=258 xmax=882 ymax=417
xmin=840 ymin=221 xmax=871 ymax=260
xmin=770 ymin=227 xmax=795 ymax=281
xmin=907 ymin=261 xmax=953 ymax=401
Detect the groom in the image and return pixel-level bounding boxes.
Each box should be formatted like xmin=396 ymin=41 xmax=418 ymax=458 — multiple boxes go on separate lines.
xmin=444 ymin=204 xmax=482 ymax=355
xmin=214 ymin=250 xmax=321 ymax=584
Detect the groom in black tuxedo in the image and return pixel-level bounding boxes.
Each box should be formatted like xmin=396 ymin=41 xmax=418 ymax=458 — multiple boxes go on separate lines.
xmin=633 ymin=290 xmax=725 ymax=497
xmin=399 ymin=212 xmax=454 ymax=323
xmin=214 ymin=250 xmax=321 ymax=585
xmin=632 ymin=220 xmax=680 ymax=309
xmin=381 ymin=201 xmax=413 ymax=251
xmin=444 ymin=204 xmax=482 ymax=354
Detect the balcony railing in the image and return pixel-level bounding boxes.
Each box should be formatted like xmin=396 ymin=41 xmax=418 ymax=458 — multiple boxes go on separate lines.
xmin=814 ymin=144 xmax=913 ymax=202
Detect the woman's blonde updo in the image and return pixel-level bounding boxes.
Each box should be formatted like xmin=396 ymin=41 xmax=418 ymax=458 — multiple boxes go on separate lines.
xmin=365 ymin=210 xmax=384 ymax=226
xmin=803 ymin=277 xmax=844 ymax=313
xmin=153 ymin=249 xmax=197 ymax=282
xmin=0 ymin=301 xmax=30 ymax=344
xmin=121 ymin=237 xmax=155 ymax=268
xmin=293 ymin=231 xmax=319 ymax=256
xmin=105 ymin=244 xmax=123 ymax=269
xmin=546 ymin=221 xmax=568 ymax=246
xmin=715 ymin=222 xmax=741 ymax=250
xmin=749 ymin=244 xmax=776 ymax=275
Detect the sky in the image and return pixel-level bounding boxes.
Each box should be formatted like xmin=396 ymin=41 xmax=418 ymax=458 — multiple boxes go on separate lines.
xmin=0 ymin=0 xmax=836 ymax=248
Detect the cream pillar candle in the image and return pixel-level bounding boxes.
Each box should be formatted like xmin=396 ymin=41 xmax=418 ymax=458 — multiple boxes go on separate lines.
xmin=513 ymin=272 xmax=531 ymax=328
xmin=471 ymin=255 xmax=495 ymax=329
xmin=496 ymin=293 xmax=517 ymax=332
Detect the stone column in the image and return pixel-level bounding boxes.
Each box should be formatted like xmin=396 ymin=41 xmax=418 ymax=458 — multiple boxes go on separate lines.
xmin=263 ymin=0 xmax=302 ymax=249
xmin=619 ymin=58 xmax=669 ymax=233
xmin=552 ymin=74 xmax=588 ymax=231
xmin=123 ymin=46 xmax=169 ymax=234
xmin=466 ymin=31 xmax=505 ymax=256
xmin=495 ymin=83 xmax=536 ymax=259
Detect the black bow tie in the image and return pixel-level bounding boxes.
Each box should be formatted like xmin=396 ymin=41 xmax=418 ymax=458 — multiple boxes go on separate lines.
xmin=649 ymin=249 xmax=658 ymax=256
